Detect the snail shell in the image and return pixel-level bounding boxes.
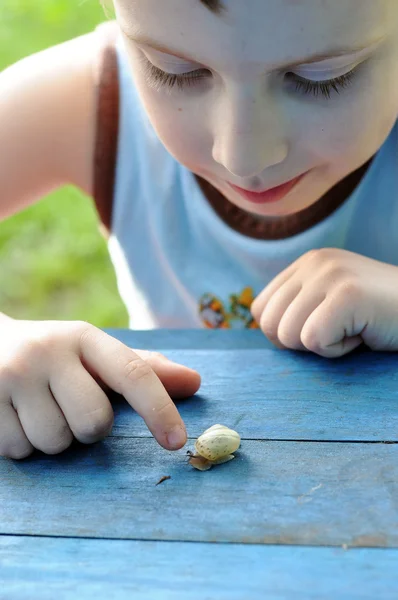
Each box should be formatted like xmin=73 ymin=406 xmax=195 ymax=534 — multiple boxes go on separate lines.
xmin=194 ymin=424 xmax=240 ymax=464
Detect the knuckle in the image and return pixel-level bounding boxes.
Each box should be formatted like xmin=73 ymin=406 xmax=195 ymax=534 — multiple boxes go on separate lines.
xmin=21 ymin=334 xmax=59 ymax=360
xmin=300 ymin=248 xmax=328 ymax=267
xmin=323 ymin=261 xmax=348 ymax=282
xmin=153 ymin=399 xmax=173 ymax=418
xmin=0 ymin=324 xmax=89 ymax=388
xmin=304 ymin=248 xmax=322 ymax=262
xmin=4 ymin=340 xmax=49 ymax=378
xmin=305 ymin=247 xmax=334 ymax=262
xmin=304 ymin=248 xmax=346 ymax=275
xmin=72 ymin=320 xmax=91 ymax=331
xmin=334 ymin=279 xmax=363 ymax=302
xmin=0 ymin=357 xmax=35 ymax=387
xmin=75 ymin=406 xmax=114 ymax=442
xmin=124 ymin=357 xmax=154 ymax=384
xmin=77 ymin=322 xmax=97 ymax=345
xmin=0 ymin=363 xmax=23 ymax=387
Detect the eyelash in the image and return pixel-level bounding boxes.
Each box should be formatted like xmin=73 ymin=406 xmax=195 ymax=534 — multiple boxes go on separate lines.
xmin=143 ymin=60 xmax=357 ymax=99
xmin=288 ymin=70 xmax=356 ymax=98
xmin=143 ymin=61 xmax=210 ymax=91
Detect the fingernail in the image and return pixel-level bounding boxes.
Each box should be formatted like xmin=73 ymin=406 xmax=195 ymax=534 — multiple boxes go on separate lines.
xmin=166 ymin=425 xmax=187 ymax=450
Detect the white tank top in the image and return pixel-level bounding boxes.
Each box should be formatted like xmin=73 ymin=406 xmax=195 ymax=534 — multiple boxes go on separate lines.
xmin=107 ymin=38 xmax=398 ymax=330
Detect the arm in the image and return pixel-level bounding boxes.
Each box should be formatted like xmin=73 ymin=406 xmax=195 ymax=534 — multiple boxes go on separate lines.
xmin=0 ymin=34 xmax=202 ymax=460
xmin=0 ymin=32 xmax=97 ymax=221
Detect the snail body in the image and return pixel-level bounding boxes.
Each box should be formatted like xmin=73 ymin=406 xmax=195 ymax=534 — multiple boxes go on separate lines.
xmin=188 ymin=424 xmax=241 ymax=471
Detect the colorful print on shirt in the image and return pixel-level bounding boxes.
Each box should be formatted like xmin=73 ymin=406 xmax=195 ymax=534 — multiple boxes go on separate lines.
xmin=199 ymin=287 xmax=259 ymax=329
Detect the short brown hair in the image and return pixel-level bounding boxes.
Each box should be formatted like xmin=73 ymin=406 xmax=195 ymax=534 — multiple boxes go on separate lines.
xmin=100 ymin=1 xmax=224 ymax=16
xmin=200 ymin=0 xmax=224 ymax=14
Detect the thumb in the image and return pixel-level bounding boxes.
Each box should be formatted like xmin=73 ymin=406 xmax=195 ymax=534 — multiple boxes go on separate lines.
xmin=133 ymin=350 xmax=201 ymax=398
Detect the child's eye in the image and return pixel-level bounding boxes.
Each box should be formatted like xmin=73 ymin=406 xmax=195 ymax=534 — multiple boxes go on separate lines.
xmin=143 ymin=58 xmax=357 ymax=100
xmin=142 ymin=60 xmax=211 ymax=92
xmin=286 ymin=68 xmax=357 ymax=99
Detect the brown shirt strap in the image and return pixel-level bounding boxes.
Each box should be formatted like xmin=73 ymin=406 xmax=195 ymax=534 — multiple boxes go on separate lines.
xmin=93 ymin=20 xmax=120 ymax=235
xmin=195 ymin=156 xmax=373 ymax=240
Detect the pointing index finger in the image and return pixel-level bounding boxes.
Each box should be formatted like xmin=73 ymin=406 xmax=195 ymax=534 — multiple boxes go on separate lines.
xmin=78 ymin=328 xmax=187 ymax=450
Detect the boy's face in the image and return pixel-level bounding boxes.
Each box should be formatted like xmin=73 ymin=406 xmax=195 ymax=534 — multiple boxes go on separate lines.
xmin=114 ymin=0 xmax=398 ymax=217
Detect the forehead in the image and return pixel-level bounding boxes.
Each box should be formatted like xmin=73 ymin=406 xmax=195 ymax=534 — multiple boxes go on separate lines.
xmin=116 ymin=0 xmax=392 ymax=65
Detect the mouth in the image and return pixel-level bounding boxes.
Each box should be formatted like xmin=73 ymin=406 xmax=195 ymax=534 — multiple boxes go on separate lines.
xmin=228 ymin=172 xmax=308 ymax=205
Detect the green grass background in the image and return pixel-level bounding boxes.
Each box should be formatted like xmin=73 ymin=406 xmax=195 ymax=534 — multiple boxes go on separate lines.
xmin=0 ymin=0 xmax=128 ymax=327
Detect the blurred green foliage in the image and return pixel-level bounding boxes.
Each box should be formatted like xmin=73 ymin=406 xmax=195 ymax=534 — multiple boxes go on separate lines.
xmin=0 ymin=0 xmax=128 ymax=327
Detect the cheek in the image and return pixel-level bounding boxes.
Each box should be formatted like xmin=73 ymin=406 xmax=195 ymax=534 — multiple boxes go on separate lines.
xmin=296 ymin=57 xmax=398 ymax=171
xmin=125 ymin=46 xmax=213 ymax=171
xmin=309 ymin=112 xmax=387 ymax=166
xmin=134 ymin=84 xmax=211 ymax=170
xmin=155 ymin=107 xmax=206 ymax=167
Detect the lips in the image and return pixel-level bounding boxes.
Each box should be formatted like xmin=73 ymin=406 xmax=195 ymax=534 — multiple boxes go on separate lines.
xmin=228 ymin=173 xmax=306 ymax=205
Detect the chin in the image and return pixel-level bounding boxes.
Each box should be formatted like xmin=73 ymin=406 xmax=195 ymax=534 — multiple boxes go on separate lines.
xmin=235 ymin=198 xmax=305 ymax=218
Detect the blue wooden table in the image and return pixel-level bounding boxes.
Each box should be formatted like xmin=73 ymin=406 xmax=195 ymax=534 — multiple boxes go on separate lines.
xmin=1 ymin=329 xmax=398 ymax=599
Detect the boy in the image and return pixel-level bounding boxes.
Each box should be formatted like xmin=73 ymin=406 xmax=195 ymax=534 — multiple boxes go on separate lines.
xmin=0 ymin=0 xmax=397 ymax=459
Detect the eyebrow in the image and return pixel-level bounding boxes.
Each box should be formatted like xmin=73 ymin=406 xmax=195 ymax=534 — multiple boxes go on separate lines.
xmin=126 ymin=32 xmax=384 ymax=70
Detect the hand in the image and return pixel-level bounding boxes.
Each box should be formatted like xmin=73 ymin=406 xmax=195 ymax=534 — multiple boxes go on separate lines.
xmin=251 ymin=248 xmax=398 ymax=358
xmin=0 ymin=319 xmax=200 ymax=459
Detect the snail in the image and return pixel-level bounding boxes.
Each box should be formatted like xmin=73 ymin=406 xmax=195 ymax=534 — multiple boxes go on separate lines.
xmin=187 ymin=424 xmax=241 ymax=471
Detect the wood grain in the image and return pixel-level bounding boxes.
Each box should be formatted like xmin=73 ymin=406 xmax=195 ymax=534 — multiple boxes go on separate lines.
xmin=1 ymin=330 xmax=397 ymax=596
xmin=107 ymin=348 xmax=398 ymax=441
xmin=1 ymin=536 xmax=397 ymax=600
xmin=104 ymin=328 xmax=274 ymax=350
xmin=1 ymin=438 xmax=397 ymax=547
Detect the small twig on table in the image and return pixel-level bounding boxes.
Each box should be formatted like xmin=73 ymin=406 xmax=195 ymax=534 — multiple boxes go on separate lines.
xmin=155 ymin=475 xmax=171 ymax=486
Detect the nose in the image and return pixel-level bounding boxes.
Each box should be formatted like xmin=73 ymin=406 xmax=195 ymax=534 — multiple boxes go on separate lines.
xmin=212 ymin=83 xmax=289 ymax=179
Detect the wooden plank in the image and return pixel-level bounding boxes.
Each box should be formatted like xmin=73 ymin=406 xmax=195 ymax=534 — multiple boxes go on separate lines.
xmin=1 ymin=439 xmax=397 ymax=547
xmin=108 ymin=349 xmax=398 ymax=441
xmin=1 ymin=536 xmax=397 ymax=600
xmin=104 ymin=328 xmax=274 ymax=350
